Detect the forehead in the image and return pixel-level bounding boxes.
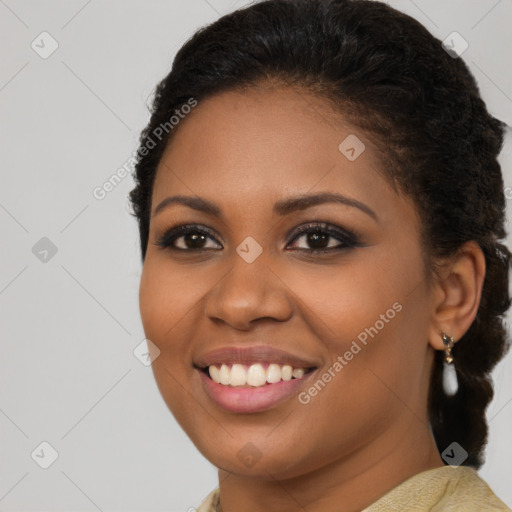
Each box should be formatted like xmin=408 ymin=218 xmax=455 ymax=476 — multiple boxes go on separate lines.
xmin=151 ymin=86 xmax=403 ymax=223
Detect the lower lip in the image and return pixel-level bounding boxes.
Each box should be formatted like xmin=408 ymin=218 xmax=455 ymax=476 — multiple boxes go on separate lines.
xmin=196 ymin=368 xmax=317 ymax=413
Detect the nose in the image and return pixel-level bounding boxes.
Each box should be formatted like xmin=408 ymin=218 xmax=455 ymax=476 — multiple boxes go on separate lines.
xmin=204 ymin=252 xmax=293 ymax=330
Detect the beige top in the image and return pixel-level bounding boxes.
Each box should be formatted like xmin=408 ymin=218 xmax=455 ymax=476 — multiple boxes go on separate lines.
xmin=195 ymin=465 xmax=510 ymax=511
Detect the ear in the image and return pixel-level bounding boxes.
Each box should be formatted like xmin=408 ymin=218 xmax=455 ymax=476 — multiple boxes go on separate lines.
xmin=428 ymin=240 xmax=486 ymax=351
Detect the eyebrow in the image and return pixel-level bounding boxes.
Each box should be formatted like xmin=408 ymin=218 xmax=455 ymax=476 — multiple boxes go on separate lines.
xmin=152 ymin=192 xmax=378 ymax=222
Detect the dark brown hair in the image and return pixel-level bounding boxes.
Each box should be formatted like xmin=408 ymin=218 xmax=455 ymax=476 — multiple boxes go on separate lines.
xmin=129 ymin=0 xmax=511 ymax=468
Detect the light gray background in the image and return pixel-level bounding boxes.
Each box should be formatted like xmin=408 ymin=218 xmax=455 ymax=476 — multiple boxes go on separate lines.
xmin=1 ymin=0 xmax=511 ymax=510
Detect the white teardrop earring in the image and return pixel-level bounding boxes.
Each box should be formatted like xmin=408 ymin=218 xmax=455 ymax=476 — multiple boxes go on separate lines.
xmin=441 ymin=332 xmax=458 ymax=396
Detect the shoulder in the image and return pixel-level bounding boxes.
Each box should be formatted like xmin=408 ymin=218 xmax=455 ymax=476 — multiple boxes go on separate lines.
xmin=440 ymin=466 xmax=510 ymax=511
xmin=363 ymin=466 xmax=511 ymax=512
xmin=195 ymin=487 xmax=220 ymax=512
xmin=194 ymin=468 xmax=511 ymax=512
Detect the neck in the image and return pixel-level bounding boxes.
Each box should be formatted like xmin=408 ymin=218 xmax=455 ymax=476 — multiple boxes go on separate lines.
xmin=216 ymin=422 xmax=444 ymax=512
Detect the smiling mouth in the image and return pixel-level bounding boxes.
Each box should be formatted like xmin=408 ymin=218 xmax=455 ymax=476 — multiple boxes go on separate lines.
xmin=197 ymin=363 xmax=317 ymax=387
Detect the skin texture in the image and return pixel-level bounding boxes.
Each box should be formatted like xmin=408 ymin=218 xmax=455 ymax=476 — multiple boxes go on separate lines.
xmin=138 ymin=85 xmax=486 ymax=512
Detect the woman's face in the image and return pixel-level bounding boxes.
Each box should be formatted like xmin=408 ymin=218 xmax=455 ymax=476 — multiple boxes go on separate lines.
xmin=139 ymin=85 xmax=438 ymax=480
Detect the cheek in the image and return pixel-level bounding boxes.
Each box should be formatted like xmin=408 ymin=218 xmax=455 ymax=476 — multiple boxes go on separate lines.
xmin=139 ymin=260 xmax=203 ymax=343
xmin=138 ymin=261 xmax=202 ymax=425
xmin=138 ymin=261 xmax=197 ymax=406
xmin=287 ymin=254 xmax=402 ymax=345
xmin=288 ymin=253 xmax=425 ymax=408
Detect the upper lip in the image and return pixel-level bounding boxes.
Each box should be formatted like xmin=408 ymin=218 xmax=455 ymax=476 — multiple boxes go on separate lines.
xmin=194 ymin=345 xmax=320 ymax=369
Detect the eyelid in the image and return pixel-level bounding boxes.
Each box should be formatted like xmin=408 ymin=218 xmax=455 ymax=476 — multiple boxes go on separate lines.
xmin=154 ymin=221 xmax=361 ymax=252
xmin=287 ymin=222 xmax=358 ymax=246
xmin=155 ymin=224 xmax=222 ymax=250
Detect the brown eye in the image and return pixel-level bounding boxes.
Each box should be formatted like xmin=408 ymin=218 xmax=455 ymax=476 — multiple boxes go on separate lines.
xmin=154 ymin=221 xmax=359 ymax=254
xmin=154 ymin=225 xmax=222 ymax=251
xmin=287 ymin=222 xmax=358 ymax=253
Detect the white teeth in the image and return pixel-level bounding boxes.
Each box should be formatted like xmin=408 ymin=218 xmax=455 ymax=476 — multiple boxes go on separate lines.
xmin=219 ymin=364 xmax=230 ymax=385
xmin=282 ymin=365 xmax=292 ymax=381
xmin=292 ymin=368 xmax=305 ymax=379
xmin=207 ymin=363 xmax=310 ymax=387
xmin=209 ymin=364 xmax=220 ymax=383
xmin=266 ymin=363 xmax=282 ymax=383
xmin=247 ymin=363 xmax=266 ymax=386
xmin=230 ymin=364 xmax=247 ymax=386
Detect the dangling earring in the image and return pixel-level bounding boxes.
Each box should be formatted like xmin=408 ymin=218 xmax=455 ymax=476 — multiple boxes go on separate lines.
xmin=441 ymin=331 xmax=458 ymax=396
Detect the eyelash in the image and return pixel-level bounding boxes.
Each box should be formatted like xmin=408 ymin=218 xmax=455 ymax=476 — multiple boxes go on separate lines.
xmin=154 ymin=222 xmax=359 ymax=254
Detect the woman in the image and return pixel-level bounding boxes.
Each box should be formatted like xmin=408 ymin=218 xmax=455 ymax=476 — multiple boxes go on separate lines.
xmin=129 ymin=0 xmax=511 ymax=510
